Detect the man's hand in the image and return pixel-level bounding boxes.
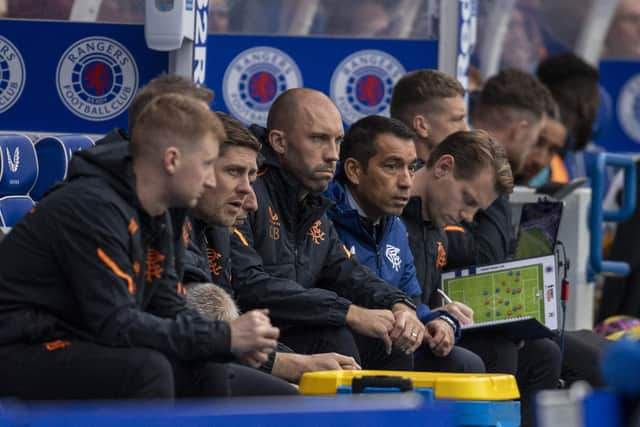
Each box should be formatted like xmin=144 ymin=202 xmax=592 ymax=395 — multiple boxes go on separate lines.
xmin=435 ymin=302 xmax=474 ymax=326
xmin=390 ymin=303 xmax=424 ymax=355
xmin=346 ymin=305 xmax=395 ymax=354
xmin=230 ymin=309 xmax=279 ymax=367
xmin=271 ymin=352 xmax=361 ymax=383
xmin=424 ymin=318 xmax=455 ymax=357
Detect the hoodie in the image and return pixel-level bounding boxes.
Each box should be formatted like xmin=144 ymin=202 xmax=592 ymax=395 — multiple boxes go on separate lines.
xmin=0 ymin=141 xmax=232 ymax=361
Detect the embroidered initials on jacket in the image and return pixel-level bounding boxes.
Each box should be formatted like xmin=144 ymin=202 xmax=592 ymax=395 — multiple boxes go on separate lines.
xmin=268 ymin=206 xmax=281 ymax=240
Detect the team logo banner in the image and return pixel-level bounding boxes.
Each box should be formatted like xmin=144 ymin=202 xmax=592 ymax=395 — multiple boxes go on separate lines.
xmin=330 ymin=49 xmax=405 ymax=125
xmin=206 ymin=35 xmax=437 ymax=128
xmin=223 ymin=46 xmax=303 ymax=126
xmin=0 ymin=36 xmax=26 ymax=115
xmin=56 ymin=37 xmax=138 ymax=122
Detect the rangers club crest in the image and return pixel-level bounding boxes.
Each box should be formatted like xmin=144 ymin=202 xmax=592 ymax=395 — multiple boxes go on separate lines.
xmin=222 ymin=46 xmax=303 ymax=126
xmin=618 ymin=73 xmax=640 ymax=143
xmin=0 ymin=36 xmax=26 ymax=114
xmin=330 ymin=50 xmax=406 ymax=125
xmin=56 ymin=37 xmax=138 ymax=121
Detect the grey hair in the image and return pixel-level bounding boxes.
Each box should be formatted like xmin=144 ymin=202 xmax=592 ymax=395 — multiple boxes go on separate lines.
xmin=185 ymin=283 xmax=240 ymax=322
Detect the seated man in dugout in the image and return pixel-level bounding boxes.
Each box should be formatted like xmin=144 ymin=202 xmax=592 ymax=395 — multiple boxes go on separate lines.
xmin=184 ymin=111 xmax=360 ymax=382
xmin=0 ymin=93 xmax=296 ymax=399
xmin=325 ymin=115 xmax=484 ymax=373
xmin=231 ymin=88 xmax=424 ymax=370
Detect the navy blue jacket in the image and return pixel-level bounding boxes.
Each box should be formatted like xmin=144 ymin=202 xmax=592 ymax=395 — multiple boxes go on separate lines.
xmin=326 ymin=180 xmax=454 ymax=327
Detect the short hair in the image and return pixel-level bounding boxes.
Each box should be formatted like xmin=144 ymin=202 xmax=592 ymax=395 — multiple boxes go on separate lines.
xmin=390 ymin=69 xmax=465 ymax=125
xmin=214 ymin=112 xmax=262 ymax=156
xmin=471 ymin=69 xmax=551 ymax=129
xmin=130 ymin=93 xmax=225 ymax=159
xmin=339 ymin=115 xmax=416 ymax=178
xmin=426 ymin=129 xmax=514 ymax=195
xmin=186 ymin=283 xmax=239 ymax=322
xmin=128 ymin=74 xmax=214 ymax=134
xmin=536 ymin=53 xmax=600 ymax=150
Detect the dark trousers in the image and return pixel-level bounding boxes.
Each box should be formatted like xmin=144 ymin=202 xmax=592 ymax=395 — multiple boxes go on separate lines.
xmin=414 ymin=345 xmax=486 ymax=373
xmin=554 ymin=329 xmax=610 ymax=387
xmin=459 ymin=335 xmax=561 ymax=427
xmin=0 ymin=341 xmax=297 ymax=400
xmin=280 ymin=325 xmax=413 ymax=370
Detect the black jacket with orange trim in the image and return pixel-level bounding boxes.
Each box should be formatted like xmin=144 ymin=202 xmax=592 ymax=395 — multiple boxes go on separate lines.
xmin=230 ymin=128 xmax=413 ymax=328
xmin=0 ymin=141 xmax=233 ymax=361
xmin=401 ymin=197 xmax=450 ymax=307
xmin=182 ymin=217 xmax=234 ymax=295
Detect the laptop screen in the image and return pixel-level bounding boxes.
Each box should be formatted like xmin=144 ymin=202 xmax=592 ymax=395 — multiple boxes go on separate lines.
xmin=514 ymin=201 xmax=563 ymax=260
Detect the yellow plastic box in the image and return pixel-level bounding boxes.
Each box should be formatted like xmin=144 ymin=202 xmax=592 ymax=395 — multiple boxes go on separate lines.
xmin=300 ymin=370 xmax=520 ymax=401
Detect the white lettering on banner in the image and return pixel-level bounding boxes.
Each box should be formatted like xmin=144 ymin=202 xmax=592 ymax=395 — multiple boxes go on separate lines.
xmin=223 ymin=46 xmax=303 ymax=126
xmin=193 ymin=0 xmax=208 ymax=86
xmin=456 ymin=0 xmax=472 ymax=90
xmin=56 ymin=37 xmax=138 ymax=121
xmin=0 ymin=36 xmax=26 ymax=114
xmin=330 ymin=49 xmax=406 ymax=125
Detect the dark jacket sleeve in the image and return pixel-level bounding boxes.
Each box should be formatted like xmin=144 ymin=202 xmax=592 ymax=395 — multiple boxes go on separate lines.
xmin=53 ymin=195 xmax=231 ymax=362
xmin=183 ymin=232 xmax=213 ymax=284
xmin=318 ymin=225 xmax=413 ymax=310
xmin=471 ymin=195 xmax=514 ymax=265
xmin=230 ymin=221 xmax=352 ymax=327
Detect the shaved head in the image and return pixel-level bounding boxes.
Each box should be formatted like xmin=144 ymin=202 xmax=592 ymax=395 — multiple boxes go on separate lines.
xmin=267 ymin=88 xmax=340 ymax=132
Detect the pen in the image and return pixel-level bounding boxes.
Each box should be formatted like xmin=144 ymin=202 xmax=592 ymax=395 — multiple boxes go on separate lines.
xmin=437 ymin=288 xmax=453 ymax=304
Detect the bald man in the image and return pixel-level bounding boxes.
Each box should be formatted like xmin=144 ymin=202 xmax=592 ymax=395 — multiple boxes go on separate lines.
xmin=231 ymin=88 xmax=425 ymax=370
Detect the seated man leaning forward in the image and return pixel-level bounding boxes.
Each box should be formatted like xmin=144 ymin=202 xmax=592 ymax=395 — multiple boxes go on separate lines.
xmin=231 ymin=88 xmax=423 ymax=370
xmin=183 ymin=111 xmax=360 ymax=382
xmin=0 ymin=93 xmax=295 ymax=399
xmin=325 ymin=115 xmax=484 ymax=373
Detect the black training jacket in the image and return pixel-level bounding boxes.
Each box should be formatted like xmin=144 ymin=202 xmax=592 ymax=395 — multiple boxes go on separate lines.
xmin=0 ymin=141 xmax=232 ymax=361
xmin=401 ymin=197 xmax=450 ymax=307
xmin=230 ymin=127 xmax=412 ymax=328
xmin=183 ymin=217 xmax=234 ymax=295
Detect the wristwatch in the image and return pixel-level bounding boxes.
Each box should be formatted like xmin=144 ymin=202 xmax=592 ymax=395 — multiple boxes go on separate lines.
xmin=390 ymin=296 xmax=417 ymax=311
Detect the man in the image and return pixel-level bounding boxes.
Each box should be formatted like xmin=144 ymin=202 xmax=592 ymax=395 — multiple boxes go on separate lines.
xmin=0 ymin=94 xmax=294 ymax=399
xmin=325 ymin=115 xmax=484 ymax=373
xmin=515 ymin=97 xmax=568 ymax=186
xmin=390 ymin=69 xmax=468 ymax=163
xmin=231 ymin=88 xmax=424 ymax=370
xmin=443 ymin=68 xmax=552 ymax=267
xmin=183 ymin=112 xmax=360 ymax=382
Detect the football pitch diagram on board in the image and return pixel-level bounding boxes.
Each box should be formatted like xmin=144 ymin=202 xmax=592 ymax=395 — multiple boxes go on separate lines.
xmin=443 ymin=264 xmax=545 ymax=323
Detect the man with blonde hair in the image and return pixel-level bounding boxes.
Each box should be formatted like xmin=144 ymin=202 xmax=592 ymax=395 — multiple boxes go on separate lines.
xmin=0 ymin=93 xmax=295 ymax=399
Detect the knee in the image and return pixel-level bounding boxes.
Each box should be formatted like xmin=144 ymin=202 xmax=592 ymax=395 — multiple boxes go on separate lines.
xmin=127 ymin=349 xmax=174 ymax=399
xmin=452 ymin=346 xmax=486 ymax=373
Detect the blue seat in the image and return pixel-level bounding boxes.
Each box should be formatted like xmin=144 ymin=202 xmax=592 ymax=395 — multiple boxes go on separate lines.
xmin=0 ymin=134 xmax=38 ymax=197
xmin=31 ymin=135 xmax=94 ymax=201
xmin=0 ymin=195 xmax=34 ymax=227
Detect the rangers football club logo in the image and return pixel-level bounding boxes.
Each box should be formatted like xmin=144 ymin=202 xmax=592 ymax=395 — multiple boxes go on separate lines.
xmin=618 ymin=73 xmax=640 ymax=143
xmin=222 ymin=46 xmax=303 ymax=126
xmin=0 ymin=36 xmax=26 ymax=114
xmin=56 ymin=37 xmax=138 ymax=121
xmin=330 ymin=50 xmax=406 ymax=125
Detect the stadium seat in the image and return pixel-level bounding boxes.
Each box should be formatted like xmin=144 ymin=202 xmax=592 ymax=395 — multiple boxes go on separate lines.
xmin=31 ymin=135 xmax=94 ymax=201
xmin=0 ymin=195 xmax=34 ymax=227
xmin=0 ymin=134 xmax=38 ymax=197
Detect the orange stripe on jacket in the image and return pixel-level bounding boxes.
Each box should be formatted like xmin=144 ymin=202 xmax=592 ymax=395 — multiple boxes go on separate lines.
xmin=443 ymin=225 xmax=465 ymax=233
xmin=97 ymin=248 xmax=135 ymax=295
xmin=233 ymin=228 xmax=249 ymax=247
xmin=341 ymin=244 xmax=351 ymax=258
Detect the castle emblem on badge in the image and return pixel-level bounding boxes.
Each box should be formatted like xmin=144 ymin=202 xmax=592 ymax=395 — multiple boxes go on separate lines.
xmin=56 ymin=37 xmax=138 ymax=121
xmin=223 ymin=46 xmax=303 ymax=126
xmin=0 ymin=36 xmax=26 ymax=114
xmin=330 ymin=50 xmax=406 ymax=125
xmin=618 ymin=73 xmax=640 ymax=144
